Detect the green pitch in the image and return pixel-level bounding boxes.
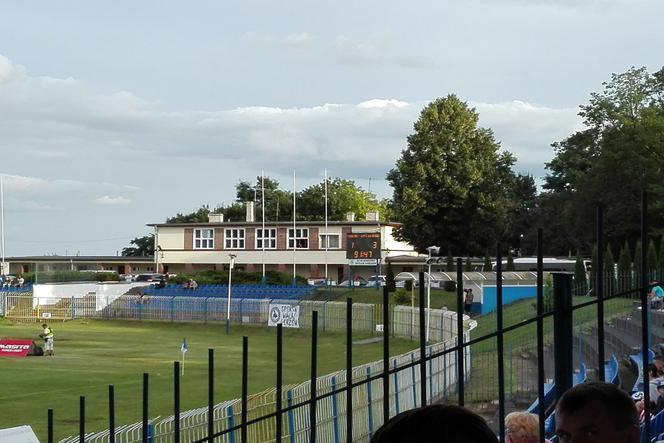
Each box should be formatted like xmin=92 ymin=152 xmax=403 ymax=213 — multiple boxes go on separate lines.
xmin=0 ymin=318 xmax=416 ymax=441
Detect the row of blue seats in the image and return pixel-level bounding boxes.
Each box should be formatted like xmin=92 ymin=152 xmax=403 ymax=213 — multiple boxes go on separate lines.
xmin=0 ymin=284 xmax=33 ymax=292
xmin=143 ymin=289 xmax=310 ymax=299
xmin=631 ymin=348 xmax=657 ymax=393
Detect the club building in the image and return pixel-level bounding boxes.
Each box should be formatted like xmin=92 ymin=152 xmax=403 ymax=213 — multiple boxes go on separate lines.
xmin=150 ymin=203 xmax=418 ymax=282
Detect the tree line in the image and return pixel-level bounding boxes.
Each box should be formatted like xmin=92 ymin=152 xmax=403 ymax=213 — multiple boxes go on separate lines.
xmin=125 ymin=65 xmax=664 ymax=261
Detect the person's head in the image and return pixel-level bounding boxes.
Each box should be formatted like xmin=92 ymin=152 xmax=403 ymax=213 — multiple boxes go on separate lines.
xmin=555 ymin=382 xmax=638 ymax=443
xmin=657 ymin=381 xmax=664 ymax=395
xmin=41 ymin=323 xmax=47 ymax=328
xmin=505 ymin=411 xmax=540 ymax=443
xmin=370 ymin=404 xmax=497 ymax=443
xmin=647 ymin=363 xmax=659 ymax=377
xmin=654 ymin=355 xmax=664 ymax=373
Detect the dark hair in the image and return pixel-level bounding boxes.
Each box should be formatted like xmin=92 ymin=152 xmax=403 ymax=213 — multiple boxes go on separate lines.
xmin=370 ymin=404 xmax=497 ymax=443
xmin=648 ymin=363 xmax=659 ymax=376
xmin=555 ymin=382 xmax=637 ymax=430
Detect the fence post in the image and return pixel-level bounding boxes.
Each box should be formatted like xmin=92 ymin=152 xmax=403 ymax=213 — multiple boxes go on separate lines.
xmin=553 ymin=273 xmax=574 ymax=401
xmin=331 ymin=376 xmax=339 ymax=443
xmin=365 ymin=367 xmax=374 ymax=437
xmin=71 ymin=296 xmax=75 ymax=320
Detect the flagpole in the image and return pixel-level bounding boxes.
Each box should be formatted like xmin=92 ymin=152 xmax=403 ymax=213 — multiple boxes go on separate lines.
xmin=261 ymin=171 xmax=266 ymax=284
xmin=1 ymin=175 xmax=5 ymax=275
xmin=292 ymin=170 xmax=296 ymax=285
xmin=324 ymin=169 xmax=328 ymax=287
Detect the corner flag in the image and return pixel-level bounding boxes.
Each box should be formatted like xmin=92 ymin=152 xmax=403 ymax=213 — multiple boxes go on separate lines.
xmin=180 ymin=338 xmax=187 ymax=376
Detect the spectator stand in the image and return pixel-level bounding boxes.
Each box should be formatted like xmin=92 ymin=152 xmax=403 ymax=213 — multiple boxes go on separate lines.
xmin=630 ymin=348 xmax=656 ymax=393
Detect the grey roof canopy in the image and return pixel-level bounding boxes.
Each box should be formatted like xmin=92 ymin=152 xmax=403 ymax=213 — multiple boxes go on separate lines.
xmin=395 ymin=271 xmax=539 ymax=283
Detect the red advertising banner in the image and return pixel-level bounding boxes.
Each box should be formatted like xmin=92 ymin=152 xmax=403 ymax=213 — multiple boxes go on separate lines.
xmin=0 ymin=339 xmax=34 ymax=358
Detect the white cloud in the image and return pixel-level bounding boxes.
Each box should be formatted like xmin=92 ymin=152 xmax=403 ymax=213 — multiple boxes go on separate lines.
xmin=95 ymin=196 xmax=131 ymax=205
xmin=332 ymin=35 xmax=434 ymax=69
xmin=283 ymin=32 xmax=314 ymax=48
xmin=0 ymin=53 xmax=585 ymax=255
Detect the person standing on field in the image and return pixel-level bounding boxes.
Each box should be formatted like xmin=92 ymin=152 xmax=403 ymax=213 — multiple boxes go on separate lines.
xmin=40 ymin=323 xmax=54 ymax=357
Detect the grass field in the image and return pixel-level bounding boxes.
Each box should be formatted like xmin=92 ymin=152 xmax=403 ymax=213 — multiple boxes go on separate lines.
xmin=0 ymin=318 xmax=416 ymax=441
xmin=313 ymin=286 xmax=458 ymax=309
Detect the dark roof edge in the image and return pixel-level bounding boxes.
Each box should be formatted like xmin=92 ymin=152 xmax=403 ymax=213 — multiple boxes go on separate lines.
xmin=147 ymin=221 xmax=402 ymax=228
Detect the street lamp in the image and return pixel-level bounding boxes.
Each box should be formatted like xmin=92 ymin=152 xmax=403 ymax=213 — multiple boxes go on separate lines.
xmin=426 ymin=246 xmax=440 ymax=343
xmin=226 ymin=254 xmax=237 ymax=334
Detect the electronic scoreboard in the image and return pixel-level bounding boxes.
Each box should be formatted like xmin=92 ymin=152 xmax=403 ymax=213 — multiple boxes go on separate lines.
xmin=346 ymin=232 xmax=381 ymax=260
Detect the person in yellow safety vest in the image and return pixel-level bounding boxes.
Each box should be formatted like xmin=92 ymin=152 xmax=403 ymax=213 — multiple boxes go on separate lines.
xmin=40 ymin=323 xmax=54 ymax=357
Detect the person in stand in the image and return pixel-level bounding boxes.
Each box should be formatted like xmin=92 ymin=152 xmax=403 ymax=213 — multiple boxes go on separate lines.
xmin=505 ymin=411 xmax=553 ymax=443
xmin=189 ymin=279 xmax=198 ymax=290
xmin=464 ymin=288 xmax=474 ymax=315
xmin=649 ymin=280 xmax=664 ymax=309
xmin=16 ymin=275 xmax=24 ymax=287
xmin=370 ymin=404 xmax=498 ymax=443
xmin=181 ymin=279 xmax=191 ymax=289
xmin=39 ymin=323 xmax=54 ymax=357
xmin=156 ymin=276 xmax=166 ymax=289
xmin=555 ymin=381 xmax=639 ymax=443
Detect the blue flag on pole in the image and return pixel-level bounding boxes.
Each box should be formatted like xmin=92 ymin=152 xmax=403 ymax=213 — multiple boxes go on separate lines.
xmin=181 ymin=338 xmax=188 ymax=353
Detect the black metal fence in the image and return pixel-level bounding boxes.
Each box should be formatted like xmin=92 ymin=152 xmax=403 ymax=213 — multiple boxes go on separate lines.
xmin=46 ymin=192 xmax=660 ymax=443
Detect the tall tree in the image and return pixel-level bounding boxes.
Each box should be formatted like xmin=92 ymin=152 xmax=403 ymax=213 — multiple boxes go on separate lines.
xmin=618 ymin=241 xmax=632 ymax=293
xmin=605 ymin=244 xmax=616 ymax=296
xmin=648 ymin=239 xmax=659 ymax=277
xmin=539 ymin=66 xmax=664 ymax=254
xmin=297 ymin=178 xmax=390 ymax=221
xmin=122 ymin=234 xmax=154 ymax=256
xmin=387 ymin=95 xmax=518 ymax=254
xmin=575 ymin=252 xmax=587 ymax=295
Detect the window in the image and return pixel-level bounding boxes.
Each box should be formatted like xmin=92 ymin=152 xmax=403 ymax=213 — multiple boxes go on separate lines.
xmin=288 ymin=228 xmax=309 ymax=249
xmin=319 ymin=234 xmax=340 ymax=249
xmin=256 ymin=228 xmax=277 ymax=249
xmin=225 ymin=228 xmax=245 ymax=249
xmin=194 ymin=228 xmax=214 ymax=249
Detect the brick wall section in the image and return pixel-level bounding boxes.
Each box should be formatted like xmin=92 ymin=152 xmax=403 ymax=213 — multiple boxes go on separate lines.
xmin=277 ymin=228 xmax=288 ymax=250
xmin=184 ymin=228 xmax=193 ymax=250
xmin=214 ymin=228 xmax=224 ymax=250
xmin=309 ymin=227 xmax=319 ymax=249
xmin=341 ymin=227 xmax=351 ymax=253
xmin=246 ymin=263 xmax=255 ymax=272
xmin=310 ymin=263 xmax=320 ymax=278
xmin=245 ymin=228 xmax=255 ymax=250
xmin=277 ymin=263 xmax=286 ymax=272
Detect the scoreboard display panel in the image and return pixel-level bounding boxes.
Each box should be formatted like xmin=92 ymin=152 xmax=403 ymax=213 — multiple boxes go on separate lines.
xmin=346 ymin=232 xmax=381 ymax=260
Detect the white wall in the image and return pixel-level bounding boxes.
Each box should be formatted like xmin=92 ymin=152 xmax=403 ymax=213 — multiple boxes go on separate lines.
xmin=33 ymin=282 xmax=148 ymax=311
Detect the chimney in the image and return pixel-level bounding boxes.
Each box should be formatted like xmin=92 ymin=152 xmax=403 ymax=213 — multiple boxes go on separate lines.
xmin=346 ymin=212 xmax=356 ymax=222
xmin=365 ymin=211 xmax=380 ymax=221
xmin=246 ymin=201 xmax=255 ymax=222
xmin=208 ymin=213 xmax=224 ymax=223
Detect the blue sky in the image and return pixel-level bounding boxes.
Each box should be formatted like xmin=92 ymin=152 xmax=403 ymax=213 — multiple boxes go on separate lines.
xmin=0 ymin=0 xmax=662 ymax=256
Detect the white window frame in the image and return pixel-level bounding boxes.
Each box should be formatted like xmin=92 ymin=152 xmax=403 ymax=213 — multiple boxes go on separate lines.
xmin=255 ymin=228 xmax=277 ymax=249
xmin=224 ymin=228 xmax=245 ymax=249
xmin=194 ymin=228 xmax=215 ymax=249
xmin=319 ymin=234 xmax=340 ymax=249
xmin=288 ymin=228 xmax=309 ymax=249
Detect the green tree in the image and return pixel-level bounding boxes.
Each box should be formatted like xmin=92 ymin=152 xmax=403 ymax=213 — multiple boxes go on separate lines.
xmin=659 ymin=235 xmax=664 ymax=281
xmin=122 ymin=234 xmax=154 ymax=256
xmin=297 ymin=178 xmax=390 ymax=221
xmin=539 ymin=66 xmax=664 ymax=254
xmin=387 ymin=95 xmax=519 ymax=255
xmin=575 ymin=252 xmax=588 ymax=295
xmin=506 ymin=252 xmax=515 ymax=271
xmin=618 ymin=241 xmax=632 ymax=293
xmin=648 ymin=239 xmax=659 ymax=278
xmin=464 ymin=257 xmax=472 ymax=272
xmin=167 ymin=205 xmax=214 ymax=223
xmin=634 ymin=240 xmax=643 ymax=289
xmin=445 ymin=252 xmax=454 ymax=272
xmin=483 ymin=254 xmax=492 ymax=272
xmin=605 ymin=244 xmax=616 ymax=296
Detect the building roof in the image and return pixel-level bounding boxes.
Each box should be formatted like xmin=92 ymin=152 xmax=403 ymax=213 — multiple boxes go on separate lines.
xmin=147 ymin=220 xmax=401 ymax=228
xmin=5 ymin=255 xmax=154 ymax=262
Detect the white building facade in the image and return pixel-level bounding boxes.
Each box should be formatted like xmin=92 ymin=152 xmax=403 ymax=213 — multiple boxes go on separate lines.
xmin=149 ymin=208 xmax=417 ymax=282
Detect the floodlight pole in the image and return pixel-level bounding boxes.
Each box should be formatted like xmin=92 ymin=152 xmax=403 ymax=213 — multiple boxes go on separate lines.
xmin=425 ymin=246 xmax=440 ymax=343
xmin=226 ymin=254 xmax=237 ymax=334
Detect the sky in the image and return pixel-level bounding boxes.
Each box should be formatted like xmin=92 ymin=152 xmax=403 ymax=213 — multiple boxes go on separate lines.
xmin=0 ymin=0 xmax=662 ymax=257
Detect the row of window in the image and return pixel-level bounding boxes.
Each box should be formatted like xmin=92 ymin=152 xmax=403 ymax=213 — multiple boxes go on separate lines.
xmin=193 ymin=228 xmax=341 ymax=250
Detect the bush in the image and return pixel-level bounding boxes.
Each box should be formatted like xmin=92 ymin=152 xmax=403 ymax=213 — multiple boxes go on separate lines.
xmin=169 ymin=270 xmax=307 ymax=286
xmin=393 ymin=289 xmax=410 ymax=305
xmin=34 ymin=271 xmax=120 ymax=283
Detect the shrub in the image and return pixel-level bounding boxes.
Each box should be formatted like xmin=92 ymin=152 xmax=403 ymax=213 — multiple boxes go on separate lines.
xmin=393 ymin=289 xmax=410 ymax=305
xmin=443 ymin=281 xmax=456 ymax=292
